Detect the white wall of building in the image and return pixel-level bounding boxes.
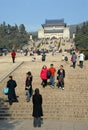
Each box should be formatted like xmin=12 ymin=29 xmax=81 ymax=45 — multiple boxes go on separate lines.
xmin=38 ymin=26 xmax=70 ymax=39
xmin=63 ymin=27 xmax=70 ymax=40
xmin=38 ymin=28 xmax=44 ymax=38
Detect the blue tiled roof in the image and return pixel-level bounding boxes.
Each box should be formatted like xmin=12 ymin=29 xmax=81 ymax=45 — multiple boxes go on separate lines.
xmin=42 ymin=19 xmax=66 ymax=27
xmin=46 ymin=19 xmax=64 ymax=25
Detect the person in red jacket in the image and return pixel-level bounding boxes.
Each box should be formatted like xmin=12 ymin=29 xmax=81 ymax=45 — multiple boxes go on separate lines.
xmin=11 ymin=50 xmax=16 ymax=63
xmin=40 ymin=65 xmax=48 ymax=88
xmin=48 ymin=64 xmax=56 ymax=88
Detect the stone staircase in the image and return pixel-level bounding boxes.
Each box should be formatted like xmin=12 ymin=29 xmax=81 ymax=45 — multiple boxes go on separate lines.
xmin=0 ymin=42 xmax=88 ymax=120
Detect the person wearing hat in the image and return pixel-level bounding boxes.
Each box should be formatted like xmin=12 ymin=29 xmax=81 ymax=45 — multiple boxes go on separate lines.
xmin=25 ymin=71 xmax=33 ymax=102
xmin=7 ymin=76 xmax=18 ymax=105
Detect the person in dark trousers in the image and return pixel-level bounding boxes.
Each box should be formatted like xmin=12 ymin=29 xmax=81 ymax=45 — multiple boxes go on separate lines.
xmin=40 ymin=65 xmax=48 ymax=88
xmin=71 ymin=52 xmax=77 ymax=68
xmin=25 ymin=48 xmax=29 ymax=56
xmin=48 ymin=64 xmax=56 ymax=88
xmin=79 ymin=51 xmax=85 ymax=68
xmin=57 ymin=65 xmax=65 ymax=90
xmin=7 ymin=76 xmax=18 ymax=105
xmin=25 ymin=71 xmax=33 ymax=102
xmin=41 ymin=52 xmax=46 ymax=61
xmin=11 ymin=50 xmax=16 ymax=63
xmin=32 ymin=88 xmax=43 ymax=127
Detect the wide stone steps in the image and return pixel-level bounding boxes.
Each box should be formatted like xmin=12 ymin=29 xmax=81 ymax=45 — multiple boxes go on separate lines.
xmin=1 ymin=89 xmax=88 ymax=120
xmin=0 ymin=90 xmax=88 ymax=120
xmin=0 ymin=106 xmax=88 ymax=120
xmin=0 ymin=49 xmax=88 ymax=120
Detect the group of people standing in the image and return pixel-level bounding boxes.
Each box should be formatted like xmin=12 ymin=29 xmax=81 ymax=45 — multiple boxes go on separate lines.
xmin=24 ymin=63 xmax=65 ymax=105
xmin=6 ymin=75 xmax=43 ymax=127
xmin=6 ymin=63 xmax=65 ymax=127
xmin=23 ymin=63 xmax=65 ymax=127
xmin=8 ymin=49 xmax=85 ymax=127
xmin=40 ymin=64 xmax=65 ymax=90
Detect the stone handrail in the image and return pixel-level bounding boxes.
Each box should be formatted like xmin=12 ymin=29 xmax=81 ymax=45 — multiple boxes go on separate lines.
xmin=0 ymin=61 xmax=24 ymax=82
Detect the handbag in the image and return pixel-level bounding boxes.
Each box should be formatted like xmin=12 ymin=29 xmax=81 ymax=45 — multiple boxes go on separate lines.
xmin=47 ymin=71 xmax=51 ymax=79
xmin=3 ymin=87 xmax=9 ymax=95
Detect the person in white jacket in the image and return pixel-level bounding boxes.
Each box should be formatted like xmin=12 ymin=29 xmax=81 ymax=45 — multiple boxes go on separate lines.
xmin=79 ymin=52 xmax=85 ymax=68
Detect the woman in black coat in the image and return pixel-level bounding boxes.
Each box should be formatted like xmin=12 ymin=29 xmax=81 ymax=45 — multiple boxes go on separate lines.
xmin=32 ymin=88 xmax=43 ymax=127
xmin=7 ymin=76 xmax=18 ymax=105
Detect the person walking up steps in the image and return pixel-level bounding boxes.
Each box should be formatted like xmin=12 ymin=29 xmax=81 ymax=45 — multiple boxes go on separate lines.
xmin=71 ymin=52 xmax=77 ymax=68
xmin=11 ymin=50 xmax=16 ymax=63
xmin=79 ymin=51 xmax=85 ymax=68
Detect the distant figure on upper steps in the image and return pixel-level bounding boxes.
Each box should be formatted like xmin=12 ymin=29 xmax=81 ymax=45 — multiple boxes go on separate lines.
xmin=32 ymin=56 xmax=36 ymax=62
xmin=41 ymin=52 xmax=46 ymax=61
xmin=78 ymin=51 xmax=85 ymax=68
xmin=11 ymin=50 xmax=16 ymax=63
xmin=71 ymin=52 xmax=77 ymax=69
xmin=64 ymin=56 xmax=68 ymax=63
xmin=62 ymin=55 xmax=65 ymax=61
xmin=24 ymin=48 xmax=29 ymax=56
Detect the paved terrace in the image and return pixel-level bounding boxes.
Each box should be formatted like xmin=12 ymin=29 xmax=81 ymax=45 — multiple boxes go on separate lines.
xmin=0 ymin=42 xmax=88 ymax=130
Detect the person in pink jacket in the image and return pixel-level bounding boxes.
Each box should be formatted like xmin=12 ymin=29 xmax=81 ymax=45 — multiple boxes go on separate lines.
xmin=40 ymin=65 xmax=48 ymax=88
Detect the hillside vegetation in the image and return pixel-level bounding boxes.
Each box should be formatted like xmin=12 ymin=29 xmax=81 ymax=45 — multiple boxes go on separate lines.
xmin=0 ymin=22 xmax=29 ymax=50
xmin=75 ymin=22 xmax=88 ymax=51
xmin=0 ymin=21 xmax=88 ymax=52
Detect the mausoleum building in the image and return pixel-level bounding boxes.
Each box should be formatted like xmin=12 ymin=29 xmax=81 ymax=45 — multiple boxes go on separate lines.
xmin=38 ymin=19 xmax=70 ymax=40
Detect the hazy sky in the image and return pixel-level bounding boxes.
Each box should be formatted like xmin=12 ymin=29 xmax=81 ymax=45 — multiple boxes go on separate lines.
xmin=0 ymin=0 xmax=88 ymax=31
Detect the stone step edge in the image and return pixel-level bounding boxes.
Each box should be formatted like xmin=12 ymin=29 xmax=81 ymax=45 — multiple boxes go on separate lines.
xmin=0 ymin=117 xmax=87 ymax=121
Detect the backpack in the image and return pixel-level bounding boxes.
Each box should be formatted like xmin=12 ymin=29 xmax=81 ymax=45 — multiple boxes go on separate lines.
xmin=47 ymin=71 xmax=51 ymax=79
